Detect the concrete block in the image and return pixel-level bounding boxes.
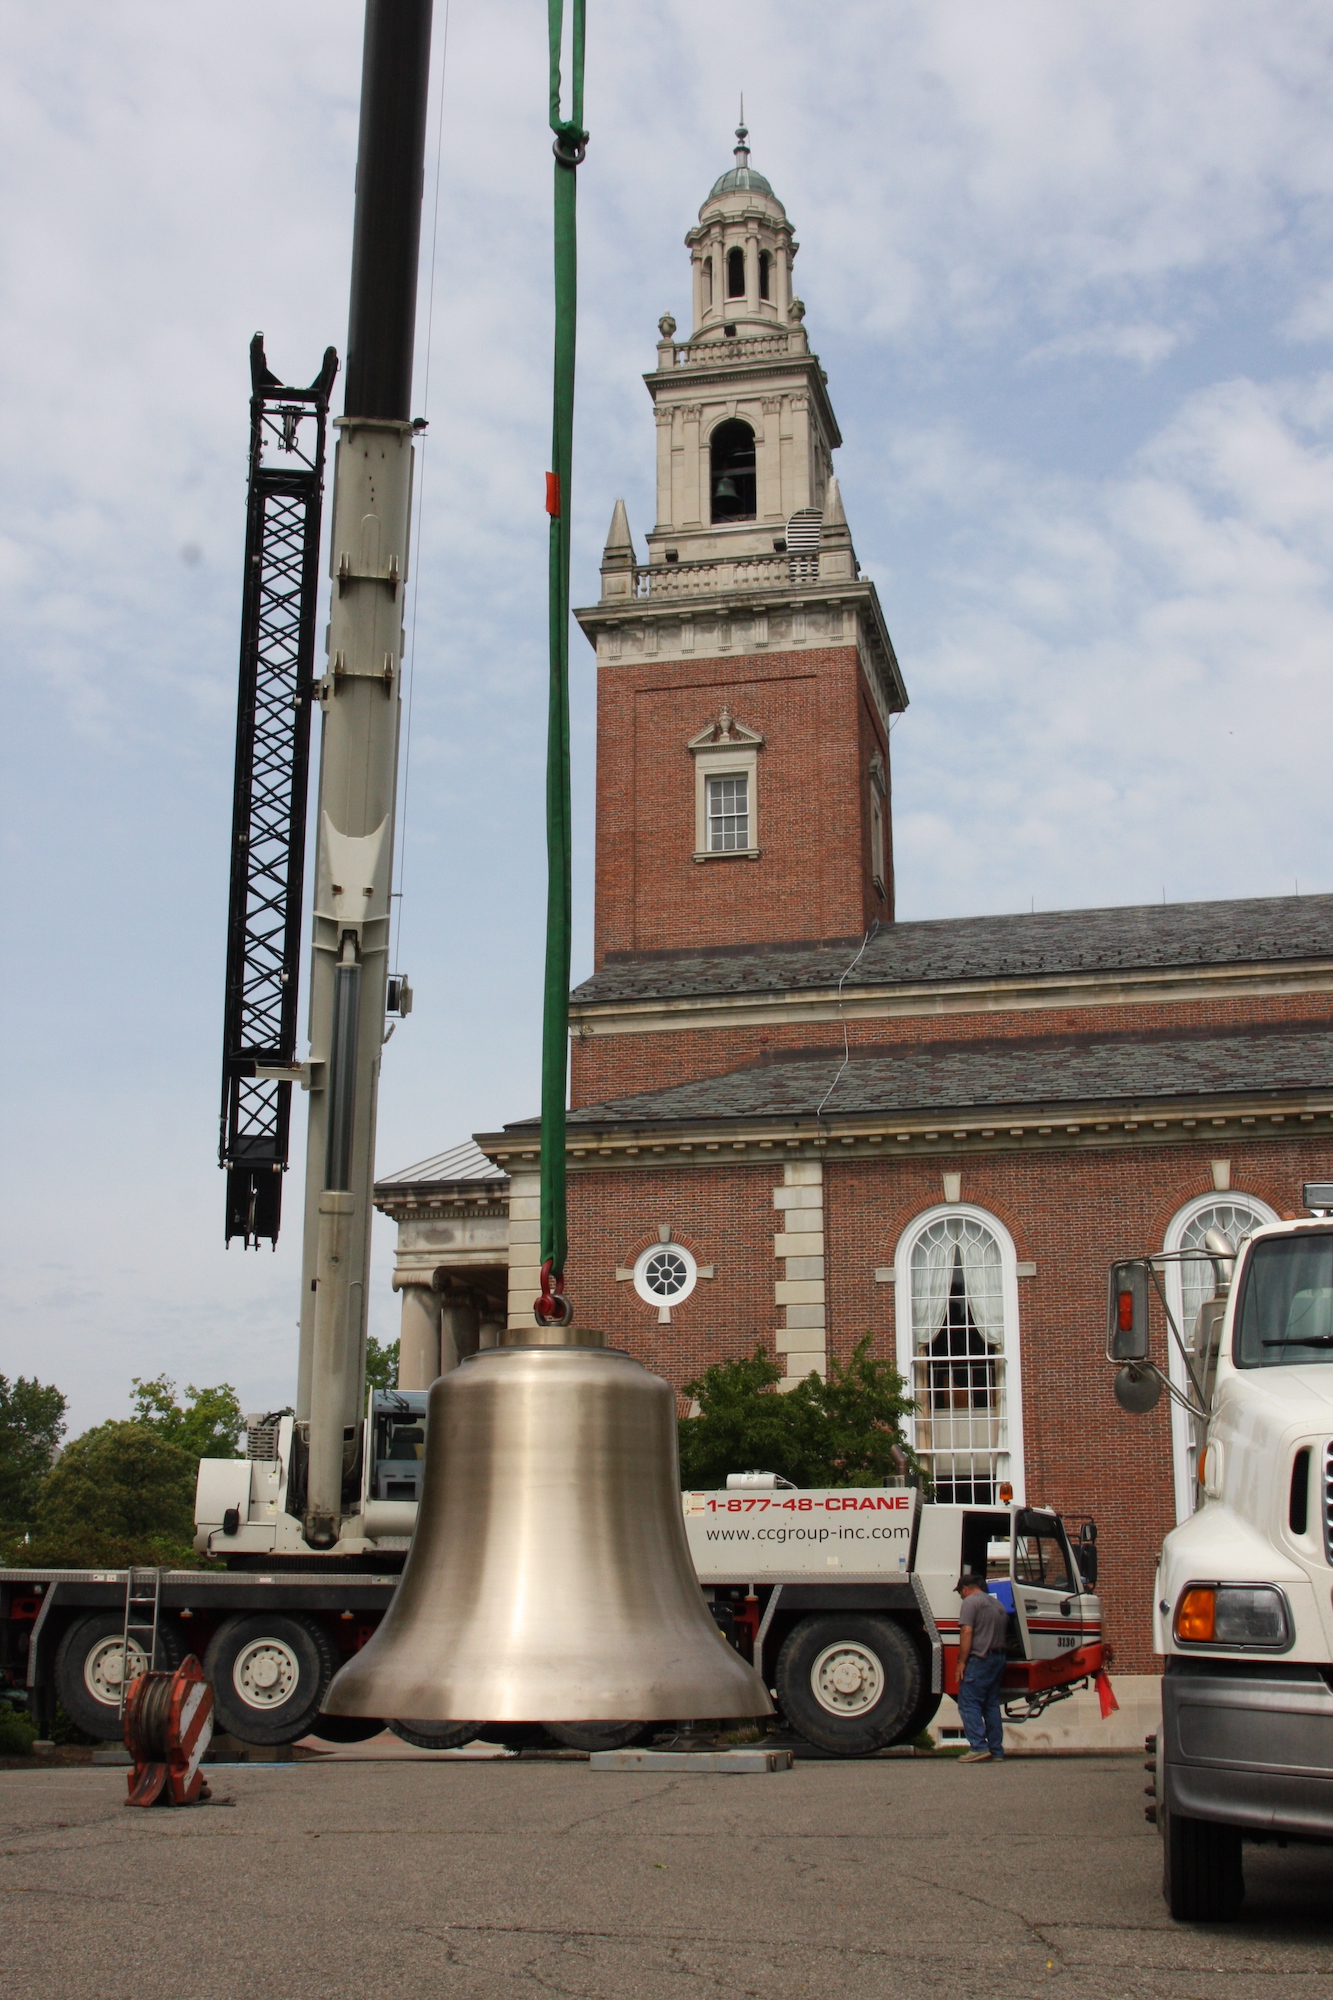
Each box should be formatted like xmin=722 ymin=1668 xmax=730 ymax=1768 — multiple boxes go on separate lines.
xmin=781 ymin=1256 xmax=825 ymax=1282
xmin=773 ymin=1187 xmax=823 ymax=1211
xmin=589 ymin=1748 xmax=793 ymax=1773
xmin=508 ymin=1195 xmax=541 ymax=1221
xmin=782 ymin=1304 xmax=826 ymax=1330
xmin=780 ymin=1352 xmax=826 ymax=1380
xmin=773 ymin=1232 xmax=824 ymax=1258
xmin=775 ymin=1324 xmax=826 ymax=1352
xmin=507 ymin=1218 xmax=541 ymax=1244
xmin=783 ymin=1162 xmax=823 ymax=1187
xmin=774 ymin=1279 xmax=825 ymax=1305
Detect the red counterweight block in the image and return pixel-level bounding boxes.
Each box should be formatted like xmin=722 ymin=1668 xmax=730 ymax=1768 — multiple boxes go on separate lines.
xmin=123 ymin=1656 xmax=215 ymax=1808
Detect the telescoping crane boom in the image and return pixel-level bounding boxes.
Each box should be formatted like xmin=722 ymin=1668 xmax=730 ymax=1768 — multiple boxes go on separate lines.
xmin=219 ymin=0 xmax=435 ymax=1551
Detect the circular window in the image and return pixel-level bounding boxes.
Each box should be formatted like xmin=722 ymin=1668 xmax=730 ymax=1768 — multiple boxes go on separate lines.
xmin=633 ymin=1241 xmax=698 ymax=1308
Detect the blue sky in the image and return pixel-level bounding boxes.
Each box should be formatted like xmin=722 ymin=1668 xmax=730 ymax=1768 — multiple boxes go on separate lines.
xmin=4 ymin=0 xmax=1333 ymax=1434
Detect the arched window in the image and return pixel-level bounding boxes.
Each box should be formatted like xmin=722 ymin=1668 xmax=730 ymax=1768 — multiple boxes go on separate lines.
xmin=726 ymin=246 xmax=746 ymax=298
xmin=894 ymin=1207 xmax=1025 ymax=1504
xmin=709 ymin=419 xmax=757 ymax=523
xmin=758 ymin=250 xmax=771 ymax=301
xmin=1162 ymin=1191 xmax=1277 ymax=1519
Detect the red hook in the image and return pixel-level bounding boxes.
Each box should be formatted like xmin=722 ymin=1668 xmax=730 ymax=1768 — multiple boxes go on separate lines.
xmin=534 ymin=1258 xmax=574 ymax=1327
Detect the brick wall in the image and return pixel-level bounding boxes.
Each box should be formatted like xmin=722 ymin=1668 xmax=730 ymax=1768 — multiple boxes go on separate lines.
xmin=565 ymin=1133 xmax=1331 ymax=1672
xmin=593 ymin=644 xmax=889 ymax=967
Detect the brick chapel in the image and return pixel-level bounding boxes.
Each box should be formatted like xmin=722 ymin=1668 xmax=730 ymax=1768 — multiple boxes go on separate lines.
xmin=375 ymin=129 xmax=1333 ymax=1671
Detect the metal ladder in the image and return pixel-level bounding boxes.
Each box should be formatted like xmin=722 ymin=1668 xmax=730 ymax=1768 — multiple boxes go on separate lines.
xmin=119 ymin=1567 xmax=161 ymax=1716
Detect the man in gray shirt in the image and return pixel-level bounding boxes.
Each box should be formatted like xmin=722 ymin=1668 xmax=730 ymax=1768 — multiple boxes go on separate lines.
xmin=955 ymin=1573 xmax=1008 ymax=1762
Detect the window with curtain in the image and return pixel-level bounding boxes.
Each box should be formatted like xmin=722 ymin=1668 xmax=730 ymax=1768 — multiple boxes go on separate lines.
xmin=909 ymin=1214 xmax=1009 ymax=1503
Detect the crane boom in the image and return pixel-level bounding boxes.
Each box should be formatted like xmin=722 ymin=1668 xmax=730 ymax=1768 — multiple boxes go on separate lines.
xmin=220 ymin=338 xmax=337 ymax=1248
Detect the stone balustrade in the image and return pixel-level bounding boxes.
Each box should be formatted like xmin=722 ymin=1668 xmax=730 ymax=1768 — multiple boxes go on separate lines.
xmin=632 ymin=553 xmax=820 ymax=598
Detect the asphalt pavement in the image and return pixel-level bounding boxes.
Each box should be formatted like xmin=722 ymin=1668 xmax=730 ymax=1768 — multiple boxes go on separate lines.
xmin=1 ymin=1752 xmax=1329 ymax=1998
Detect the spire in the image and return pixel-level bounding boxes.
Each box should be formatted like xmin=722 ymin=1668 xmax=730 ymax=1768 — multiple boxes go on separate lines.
xmin=600 ymin=498 xmax=636 ymax=601
xmin=733 ymin=99 xmax=749 ymax=171
xmin=604 ymin=497 xmax=634 ymax=555
xmin=819 ymin=477 xmax=856 ymax=582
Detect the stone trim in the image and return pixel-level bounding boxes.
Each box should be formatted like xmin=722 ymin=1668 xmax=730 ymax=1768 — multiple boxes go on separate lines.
xmin=570 ymin=959 xmax=1333 ymax=1041
xmin=478 ymin=1098 xmax=1333 ymax=1175
xmin=774 ymin=1160 xmax=825 ymax=1385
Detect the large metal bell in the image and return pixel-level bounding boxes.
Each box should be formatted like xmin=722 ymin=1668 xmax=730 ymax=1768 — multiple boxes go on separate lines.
xmin=323 ymin=1328 xmax=771 ymax=1722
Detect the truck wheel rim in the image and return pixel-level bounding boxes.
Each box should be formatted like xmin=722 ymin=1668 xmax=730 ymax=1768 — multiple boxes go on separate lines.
xmin=810 ymin=1641 xmax=883 ymax=1717
xmin=232 ymin=1638 xmax=301 ymax=1709
xmin=85 ymin=1636 xmax=148 ymax=1706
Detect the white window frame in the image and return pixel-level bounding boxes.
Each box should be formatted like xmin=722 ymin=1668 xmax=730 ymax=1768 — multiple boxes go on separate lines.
xmin=893 ymin=1203 xmax=1026 ymax=1505
xmin=869 ymin=751 xmax=887 ymax=894
xmin=689 ymin=724 xmax=763 ymax=861
xmin=1162 ymin=1191 xmax=1277 ymax=1522
xmin=633 ymin=1241 xmax=698 ymax=1325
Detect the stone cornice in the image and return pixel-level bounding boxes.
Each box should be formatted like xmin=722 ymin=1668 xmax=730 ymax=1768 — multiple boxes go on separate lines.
xmin=574 ymin=575 xmax=906 ymax=718
xmin=570 ymin=957 xmax=1333 ymax=1040
xmin=373 ymin=1180 xmax=509 ymax=1221
xmin=476 ymin=1092 xmax=1333 ymax=1176
xmin=644 ymin=347 xmax=841 ymax=450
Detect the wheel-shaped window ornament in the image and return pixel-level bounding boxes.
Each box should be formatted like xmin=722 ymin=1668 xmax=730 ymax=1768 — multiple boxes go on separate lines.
xmin=633 ymin=1241 xmax=698 ymax=1308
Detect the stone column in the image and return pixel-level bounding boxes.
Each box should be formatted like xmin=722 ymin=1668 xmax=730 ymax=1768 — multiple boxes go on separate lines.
xmin=439 ymin=1299 xmax=480 ymax=1371
xmin=776 ymin=238 xmax=791 ymax=322
xmin=691 ymin=249 xmax=703 ymax=332
xmin=745 ymin=228 xmax=759 ymax=315
xmin=397 ymin=1281 xmax=442 ymax=1391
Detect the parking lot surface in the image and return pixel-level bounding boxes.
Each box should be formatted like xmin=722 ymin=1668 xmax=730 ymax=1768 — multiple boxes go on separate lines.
xmin=2 ymin=1752 xmax=1329 ymax=1998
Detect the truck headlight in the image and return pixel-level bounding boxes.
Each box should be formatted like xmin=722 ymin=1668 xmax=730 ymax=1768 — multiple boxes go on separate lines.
xmin=1173 ymin=1583 xmax=1291 ymax=1649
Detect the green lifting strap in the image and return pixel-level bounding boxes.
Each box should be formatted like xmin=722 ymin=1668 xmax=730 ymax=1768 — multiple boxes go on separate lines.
xmin=538 ymin=0 xmax=587 ymax=1311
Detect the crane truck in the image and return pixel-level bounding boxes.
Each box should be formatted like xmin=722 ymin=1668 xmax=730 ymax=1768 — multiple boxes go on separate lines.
xmin=1109 ymin=1184 xmax=1333 ymax=1921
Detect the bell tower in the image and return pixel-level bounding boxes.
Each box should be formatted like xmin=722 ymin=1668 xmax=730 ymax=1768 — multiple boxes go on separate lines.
xmin=576 ymin=129 xmax=907 ymax=969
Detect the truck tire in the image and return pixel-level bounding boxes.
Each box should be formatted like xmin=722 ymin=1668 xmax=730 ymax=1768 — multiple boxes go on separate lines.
xmin=204 ymin=1613 xmax=336 ymax=1746
xmin=389 ymin=1720 xmax=482 ymax=1750
xmin=308 ymin=1714 xmax=386 ymax=1744
xmin=1162 ymin=1803 xmax=1244 ymax=1922
xmin=545 ymin=1722 xmax=654 ymax=1751
xmin=776 ymin=1614 xmax=921 ymax=1756
xmin=898 ymin=1688 xmax=943 ymax=1745
xmin=54 ymin=1610 xmax=184 ymax=1741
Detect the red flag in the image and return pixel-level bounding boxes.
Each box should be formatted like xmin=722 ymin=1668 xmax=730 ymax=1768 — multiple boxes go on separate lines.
xmin=1094 ymin=1669 xmax=1119 ymax=1719
xmin=545 ymin=472 xmax=561 ymax=517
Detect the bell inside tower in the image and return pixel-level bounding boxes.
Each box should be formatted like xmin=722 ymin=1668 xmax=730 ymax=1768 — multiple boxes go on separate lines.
xmin=710 ymin=418 xmax=756 ymax=522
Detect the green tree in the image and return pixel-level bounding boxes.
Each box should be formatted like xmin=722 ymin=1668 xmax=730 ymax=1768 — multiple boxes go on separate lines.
xmin=130 ymin=1375 xmax=243 ymax=1460
xmin=29 ymin=1421 xmax=199 ymax=1568
xmin=678 ymin=1336 xmax=922 ymax=1490
xmin=0 ymin=1375 xmax=67 ymax=1529
xmin=365 ymin=1336 xmax=400 ymax=1395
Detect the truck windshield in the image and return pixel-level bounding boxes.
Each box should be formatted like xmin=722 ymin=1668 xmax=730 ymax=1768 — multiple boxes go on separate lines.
xmin=1234 ymin=1232 xmax=1333 ymax=1367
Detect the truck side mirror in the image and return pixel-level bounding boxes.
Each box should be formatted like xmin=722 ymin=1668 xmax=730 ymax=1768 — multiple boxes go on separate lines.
xmin=1078 ymin=1544 xmax=1098 ymax=1591
xmin=1108 ymin=1262 xmax=1150 ymax=1361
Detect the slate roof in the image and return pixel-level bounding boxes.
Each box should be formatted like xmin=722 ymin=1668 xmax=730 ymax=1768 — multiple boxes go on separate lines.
xmin=375 ymin=1139 xmax=506 ymax=1189
xmin=571 ymin=894 xmax=1333 ymax=1009
xmin=535 ymin=1023 xmax=1333 ymax=1131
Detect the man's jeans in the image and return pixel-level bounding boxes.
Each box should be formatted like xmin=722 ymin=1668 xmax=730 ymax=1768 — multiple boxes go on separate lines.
xmin=957 ymin=1648 xmax=1007 ymax=1755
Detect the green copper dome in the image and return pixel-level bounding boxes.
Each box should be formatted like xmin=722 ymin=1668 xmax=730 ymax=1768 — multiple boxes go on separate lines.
xmin=705 ymin=125 xmax=784 ymax=211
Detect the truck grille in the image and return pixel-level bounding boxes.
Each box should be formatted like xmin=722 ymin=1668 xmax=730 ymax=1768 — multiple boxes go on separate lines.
xmin=1325 ymin=1440 xmax=1333 ymax=1566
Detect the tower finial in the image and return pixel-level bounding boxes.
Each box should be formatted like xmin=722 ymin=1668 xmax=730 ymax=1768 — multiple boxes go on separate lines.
xmin=734 ymin=99 xmax=749 ymax=169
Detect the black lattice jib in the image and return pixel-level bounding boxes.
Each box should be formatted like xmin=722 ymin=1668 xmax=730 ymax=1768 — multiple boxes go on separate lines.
xmin=221 ymin=336 xmax=338 ymax=1247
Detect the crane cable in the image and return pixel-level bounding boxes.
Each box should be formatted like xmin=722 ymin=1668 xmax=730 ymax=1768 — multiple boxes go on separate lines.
xmin=536 ymin=0 xmax=587 ymax=1325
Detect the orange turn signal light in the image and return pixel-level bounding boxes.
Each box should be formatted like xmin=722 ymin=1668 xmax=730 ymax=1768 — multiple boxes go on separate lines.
xmin=1174 ymin=1586 xmax=1216 ymax=1643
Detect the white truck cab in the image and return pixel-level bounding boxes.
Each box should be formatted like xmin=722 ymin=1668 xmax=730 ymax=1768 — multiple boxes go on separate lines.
xmin=1109 ymin=1198 xmax=1333 ymax=1921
